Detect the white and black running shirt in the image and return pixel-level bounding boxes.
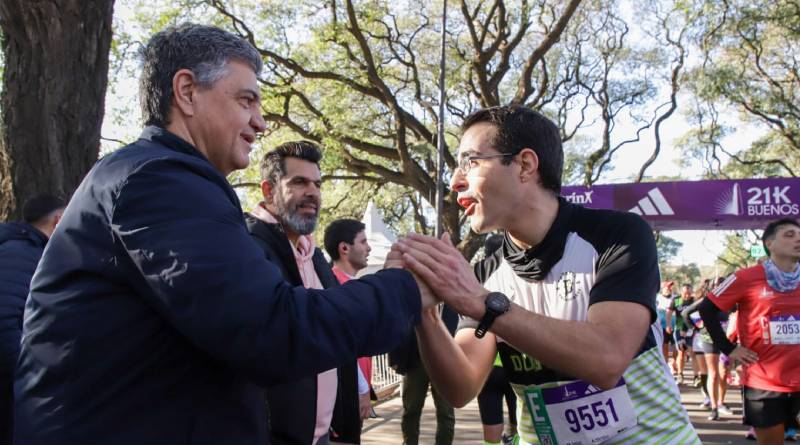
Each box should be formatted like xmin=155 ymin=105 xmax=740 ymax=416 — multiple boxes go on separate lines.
xmin=460 ymin=199 xmax=699 ymax=445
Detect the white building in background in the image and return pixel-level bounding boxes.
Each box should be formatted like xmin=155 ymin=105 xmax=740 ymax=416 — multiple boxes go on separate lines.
xmin=357 ymin=201 xmax=397 ymax=278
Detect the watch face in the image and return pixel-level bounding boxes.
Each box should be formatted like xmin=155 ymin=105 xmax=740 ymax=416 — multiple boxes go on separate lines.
xmin=487 ymin=293 xmax=509 ymax=312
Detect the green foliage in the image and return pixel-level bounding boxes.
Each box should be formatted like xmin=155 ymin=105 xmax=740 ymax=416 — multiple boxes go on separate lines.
xmin=682 ymin=0 xmax=800 ymax=178
xmin=101 ymin=0 xmax=741 ymax=249
xmin=0 ymin=0 xmax=772 ymax=274
xmin=673 ymin=0 xmax=798 ymax=268
xmin=721 ymin=134 xmax=800 ymax=178
xmin=656 ymin=233 xmax=683 ymax=264
xmin=715 ymin=231 xmax=759 ymax=275
xmin=662 ymin=262 xmax=701 ymax=287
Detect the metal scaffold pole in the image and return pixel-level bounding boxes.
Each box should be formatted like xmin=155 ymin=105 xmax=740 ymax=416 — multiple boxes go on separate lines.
xmin=435 ymin=0 xmax=448 ymax=238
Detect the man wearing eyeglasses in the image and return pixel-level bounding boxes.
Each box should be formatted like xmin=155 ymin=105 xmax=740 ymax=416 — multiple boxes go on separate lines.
xmin=392 ymin=105 xmax=700 ymax=445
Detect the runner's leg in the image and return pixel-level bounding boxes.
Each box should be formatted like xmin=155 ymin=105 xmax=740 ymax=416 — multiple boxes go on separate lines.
xmin=431 ymin=384 xmax=455 ymax=445
xmin=503 ymin=370 xmax=518 ymax=441
xmin=675 ymin=342 xmax=686 ymax=383
xmin=694 ymin=351 xmax=708 ymax=399
xmin=401 ymin=363 xmax=429 ymax=445
xmin=704 ymin=351 xmax=720 ymax=420
xmin=478 ymin=367 xmax=506 ymax=444
xmin=754 ymin=424 xmax=784 ymax=445
xmin=705 ymin=352 xmax=720 ymax=409
xmin=718 ymin=355 xmax=731 ymax=414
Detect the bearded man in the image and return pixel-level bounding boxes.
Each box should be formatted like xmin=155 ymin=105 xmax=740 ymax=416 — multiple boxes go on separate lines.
xmin=246 ymin=141 xmax=361 ymax=445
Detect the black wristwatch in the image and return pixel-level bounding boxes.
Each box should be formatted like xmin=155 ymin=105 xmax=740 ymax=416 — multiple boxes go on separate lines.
xmin=475 ymin=292 xmax=511 ymax=339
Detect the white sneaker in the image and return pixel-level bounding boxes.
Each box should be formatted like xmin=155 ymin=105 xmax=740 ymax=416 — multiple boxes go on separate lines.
xmin=718 ymin=404 xmax=734 ymax=415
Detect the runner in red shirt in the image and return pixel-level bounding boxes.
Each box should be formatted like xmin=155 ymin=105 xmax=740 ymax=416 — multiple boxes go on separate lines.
xmin=700 ymin=218 xmax=800 ymax=445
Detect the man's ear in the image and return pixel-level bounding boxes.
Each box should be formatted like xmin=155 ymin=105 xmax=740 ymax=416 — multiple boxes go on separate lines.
xmin=172 ymin=69 xmax=198 ymax=118
xmin=52 ymin=210 xmax=63 ymax=228
xmin=261 ymin=180 xmax=274 ymax=204
xmin=517 ymin=148 xmax=539 ymax=183
xmin=338 ymin=241 xmax=349 ymax=257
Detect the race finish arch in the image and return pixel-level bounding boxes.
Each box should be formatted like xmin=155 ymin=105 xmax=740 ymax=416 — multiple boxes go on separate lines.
xmin=561 ymin=177 xmax=800 ymax=230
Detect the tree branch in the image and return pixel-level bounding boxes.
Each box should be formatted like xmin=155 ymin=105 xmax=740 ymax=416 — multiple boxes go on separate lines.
xmin=513 ymin=0 xmax=583 ymax=105
xmin=636 ymin=22 xmax=686 ymax=182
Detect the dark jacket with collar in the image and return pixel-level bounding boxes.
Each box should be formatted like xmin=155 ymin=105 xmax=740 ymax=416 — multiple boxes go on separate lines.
xmin=246 ymin=214 xmax=361 ymax=445
xmin=0 ymin=222 xmax=47 ymax=445
xmin=13 ymin=126 xmax=421 ymax=445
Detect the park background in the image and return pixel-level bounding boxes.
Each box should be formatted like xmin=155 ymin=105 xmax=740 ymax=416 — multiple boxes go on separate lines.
xmin=1 ymin=0 xmax=797 ymax=283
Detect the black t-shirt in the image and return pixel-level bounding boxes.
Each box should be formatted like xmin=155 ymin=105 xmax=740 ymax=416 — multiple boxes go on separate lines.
xmin=460 ymin=199 xmax=660 ymax=385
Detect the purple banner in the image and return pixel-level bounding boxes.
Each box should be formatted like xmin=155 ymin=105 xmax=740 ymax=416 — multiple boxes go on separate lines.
xmin=561 ymin=178 xmax=800 ymax=230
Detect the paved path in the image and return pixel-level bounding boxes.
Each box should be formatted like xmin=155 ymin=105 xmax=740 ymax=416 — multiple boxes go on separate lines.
xmin=362 ymin=380 xmax=759 ymax=444
xmin=680 ymin=380 xmax=753 ymax=445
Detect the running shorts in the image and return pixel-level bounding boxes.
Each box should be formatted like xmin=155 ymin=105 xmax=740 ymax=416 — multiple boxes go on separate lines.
xmin=698 ymin=338 xmax=720 ymax=355
xmin=662 ymin=328 xmax=675 ymax=345
xmin=692 ymin=333 xmax=704 ymax=354
xmin=674 ymin=330 xmax=695 ymax=349
xmin=743 ymin=387 xmax=800 ymax=429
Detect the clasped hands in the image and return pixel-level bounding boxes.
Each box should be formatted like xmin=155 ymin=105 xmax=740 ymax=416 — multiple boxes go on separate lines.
xmin=383 ymin=233 xmax=489 ymax=320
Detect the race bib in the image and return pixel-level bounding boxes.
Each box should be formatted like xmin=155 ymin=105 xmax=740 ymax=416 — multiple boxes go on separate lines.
xmin=768 ymin=315 xmax=800 ymax=345
xmin=523 ymin=379 xmax=637 ymax=445
xmin=689 ymin=313 xmax=703 ymax=329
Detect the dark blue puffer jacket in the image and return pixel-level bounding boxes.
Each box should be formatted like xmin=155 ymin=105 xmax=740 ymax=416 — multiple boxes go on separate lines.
xmin=14 ymin=126 xmax=421 ymax=445
xmin=0 ymin=222 xmax=47 ymax=445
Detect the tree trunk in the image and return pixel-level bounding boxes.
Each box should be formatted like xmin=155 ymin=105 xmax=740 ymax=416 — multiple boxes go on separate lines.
xmin=0 ymin=0 xmax=115 ymax=220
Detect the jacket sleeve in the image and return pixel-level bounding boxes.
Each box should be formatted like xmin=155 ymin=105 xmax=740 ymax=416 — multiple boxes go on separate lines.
xmin=698 ymin=298 xmax=736 ymax=355
xmin=680 ymin=297 xmax=704 ymax=329
xmin=110 ymin=159 xmax=420 ymax=386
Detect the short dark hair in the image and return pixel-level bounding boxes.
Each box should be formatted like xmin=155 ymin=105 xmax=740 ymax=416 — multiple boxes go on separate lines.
xmin=22 ymin=194 xmax=65 ymax=224
xmin=139 ymin=23 xmax=263 ymax=127
xmin=762 ymin=217 xmax=800 ymax=256
xmin=260 ymin=141 xmax=323 ymax=185
xmin=324 ymin=219 xmax=365 ymax=261
xmin=461 ymin=105 xmax=563 ymax=193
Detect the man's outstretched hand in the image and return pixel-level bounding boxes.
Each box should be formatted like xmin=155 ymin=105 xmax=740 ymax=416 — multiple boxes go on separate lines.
xmin=395 ymin=233 xmax=489 ymax=319
xmin=385 ymin=244 xmax=439 ymax=310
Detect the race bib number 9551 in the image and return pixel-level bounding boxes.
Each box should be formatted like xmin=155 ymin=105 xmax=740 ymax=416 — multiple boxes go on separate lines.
xmin=524 ymin=379 xmax=637 ymax=445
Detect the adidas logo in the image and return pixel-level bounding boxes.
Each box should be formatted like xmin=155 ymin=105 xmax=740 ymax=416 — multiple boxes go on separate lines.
xmin=584 ymin=385 xmax=602 ymax=395
xmin=629 ymin=188 xmax=674 ymax=216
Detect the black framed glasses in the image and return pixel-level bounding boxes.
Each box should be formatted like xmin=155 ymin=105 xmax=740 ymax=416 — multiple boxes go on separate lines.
xmin=456 ymin=153 xmax=515 ymax=174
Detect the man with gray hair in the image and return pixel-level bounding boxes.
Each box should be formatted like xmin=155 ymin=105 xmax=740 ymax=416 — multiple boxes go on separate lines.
xmin=13 ymin=24 xmax=434 ymax=445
